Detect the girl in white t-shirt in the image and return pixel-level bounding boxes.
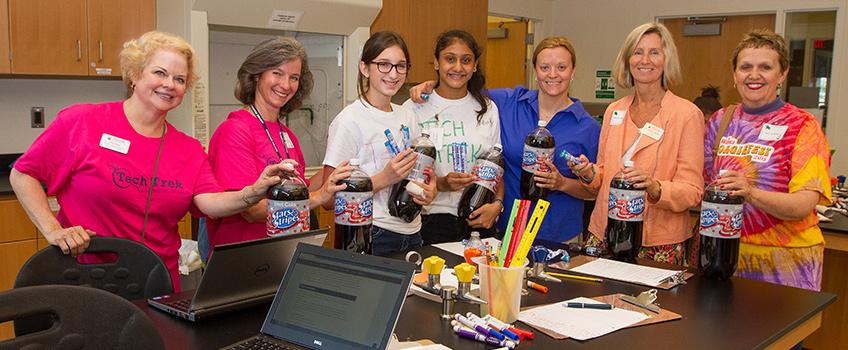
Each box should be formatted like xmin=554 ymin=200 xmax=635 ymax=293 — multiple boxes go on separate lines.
xmin=403 ymin=30 xmax=502 ymax=244
xmin=323 ymin=31 xmax=436 ymax=256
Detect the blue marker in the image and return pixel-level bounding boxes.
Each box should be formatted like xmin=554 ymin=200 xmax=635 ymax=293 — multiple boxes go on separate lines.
xmin=421 ymin=93 xmax=430 ymax=101
xmin=384 ymin=129 xmax=401 ymax=155
xmin=560 ymin=150 xmax=584 ymax=165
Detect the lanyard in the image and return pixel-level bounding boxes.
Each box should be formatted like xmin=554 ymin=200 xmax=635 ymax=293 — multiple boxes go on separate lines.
xmin=249 ymin=104 xmax=290 ymax=162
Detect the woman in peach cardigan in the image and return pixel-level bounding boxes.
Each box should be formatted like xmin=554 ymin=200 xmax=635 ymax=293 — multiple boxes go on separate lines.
xmin=570 ymin=22 xmax=704 ymax=265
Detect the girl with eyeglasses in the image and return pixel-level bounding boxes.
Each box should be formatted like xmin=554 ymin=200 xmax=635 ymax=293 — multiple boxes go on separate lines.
xmin=322 ymin=31 xmax=437 ymax=256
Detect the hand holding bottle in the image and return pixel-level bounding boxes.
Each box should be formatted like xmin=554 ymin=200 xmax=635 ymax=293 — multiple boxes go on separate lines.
xmin=713 ymin=170 xmax=754 ymax=200
xmin=622 ymin=167 xmax=660 ymax=200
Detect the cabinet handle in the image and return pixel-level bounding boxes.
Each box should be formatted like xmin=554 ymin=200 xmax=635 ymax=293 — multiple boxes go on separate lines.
xmin=99 ymin=41 xmax=103 ymax=62
xmin=76 ymin=40 xmax=82 ymax=61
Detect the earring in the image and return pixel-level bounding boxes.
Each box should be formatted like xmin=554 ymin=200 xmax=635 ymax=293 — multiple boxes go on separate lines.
xmin=473 ymin=66 xmax=477 ymax=72
xmin=434 ymin=64 xmax=439 ymax=71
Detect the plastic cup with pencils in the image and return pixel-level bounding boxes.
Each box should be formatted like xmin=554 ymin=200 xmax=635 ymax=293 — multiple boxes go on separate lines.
xmin=472 ymin=256 xmax=528 ymax=323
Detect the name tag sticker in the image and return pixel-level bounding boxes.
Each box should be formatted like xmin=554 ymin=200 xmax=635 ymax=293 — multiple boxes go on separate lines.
xmin=610 ymin=110 xmax=626 ymax=125
xmin=758 ymin=124 xmax=788 ymax=141
xmin=99 ymin=133 xmax=130 ymax=154
xmin=281 ymin=132 xmax=295 ymax=148
xmin=640 ymin=122 xmax=665 ymax=140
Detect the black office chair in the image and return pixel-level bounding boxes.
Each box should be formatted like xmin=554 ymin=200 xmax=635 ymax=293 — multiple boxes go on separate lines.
xmin=0 ymin=285 xmax=164 ymax=350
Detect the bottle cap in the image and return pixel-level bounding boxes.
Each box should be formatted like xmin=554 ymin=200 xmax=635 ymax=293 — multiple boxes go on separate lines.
xmin=623 ymin=160 xmax=634 ymax=168
xmin=470 ymin=231 xmax=480 ymax=238
xmin=421 ymin=131 xmax=431 ymax=137
xmin=538 ymin=120 xmax=548 ymax=127
xmin=281 ymin=163 xmax=296 ymax=171
xmin=349 ymin=158 xmax=361 ymax=166
xmin=493 ymin=144 xmax=503 ymax=151
xmin=718 ymin=169 xmax=728 ymax=176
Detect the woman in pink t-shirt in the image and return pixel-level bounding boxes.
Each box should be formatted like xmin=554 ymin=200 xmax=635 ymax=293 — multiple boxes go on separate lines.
xmin=206 ymin=38 xmax=351 ymax=248
xmin=10 ymin=31 xmax=293 ymax=290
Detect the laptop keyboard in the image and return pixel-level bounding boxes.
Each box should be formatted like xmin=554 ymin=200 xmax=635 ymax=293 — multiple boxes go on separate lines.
xmin=164 ymin=299 xmax=192 ymax=312
xmin=230 ymin=335 xmax=300 ymax=350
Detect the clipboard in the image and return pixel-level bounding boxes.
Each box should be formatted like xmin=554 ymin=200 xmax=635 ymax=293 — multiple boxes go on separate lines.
xmin=548 ymin=255 xmax=694 ymax=290
xmin=520 ymin=293 xmax=683 ymax=340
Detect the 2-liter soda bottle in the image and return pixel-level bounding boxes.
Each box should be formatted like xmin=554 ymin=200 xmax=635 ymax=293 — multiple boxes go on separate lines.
xmin=334 ymin=158 xmax=374 ymax=253
xmin=521 ymin=120 xmax=555 ymax=201
xmin=266 ymin=164 xmax=310 ymax=236
xmin=458 ymin=144 xmax=505 ymax=220
xmin=388 ymin=132 xmax=436 ymax=222
xmin=699 ymin=172 xmax=744 ymax=280
xmin=604 ymin=161 xmax=644 ymax=262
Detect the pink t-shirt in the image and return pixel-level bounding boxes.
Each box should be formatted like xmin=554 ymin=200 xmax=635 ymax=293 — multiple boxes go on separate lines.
xmin=14 ymin=101 xmax=221 ymax=291
xmin=206 ymin=109 xmax=307 ymax=246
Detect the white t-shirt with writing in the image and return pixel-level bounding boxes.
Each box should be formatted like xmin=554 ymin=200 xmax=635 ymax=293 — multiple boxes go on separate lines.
xmin=403 ymin=91 xmax=500 ymax=215
xmin=323 ymin=99 xmax=420 ymax=234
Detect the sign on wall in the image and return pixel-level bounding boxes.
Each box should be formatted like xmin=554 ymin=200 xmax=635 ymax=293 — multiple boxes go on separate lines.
xmin=595 ymin=70 xmax=615 ymax=99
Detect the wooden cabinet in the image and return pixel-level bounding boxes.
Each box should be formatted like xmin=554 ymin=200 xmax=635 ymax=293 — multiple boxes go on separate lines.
xmin=0 ymin=239 xmax=37 ymax=341
xmin=371 ymin=0 xmax=488 ymax=83
xmin=86 ymin=0 xmax=155 ymax=77
xmin=7 ymin=0 xmax=154 ymax=76
xmin=0 ymin=0 xmax=9 ymax=73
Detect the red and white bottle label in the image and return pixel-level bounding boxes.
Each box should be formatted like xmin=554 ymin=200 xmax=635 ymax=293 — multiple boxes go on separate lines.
xmin=521 ymin=146 xmax=553 ymax=173
xmin=334 ymin=192 xmax=373 ymax=226
xmin=267 ymin=199 xmax=310 ymax=236
xmin=699 ymin=202 xmax=743 ymax=239
xmin=472 ymin=160 xmax=504 ymax=192
xmin=608 ymin=188 xmax=645 ymax=222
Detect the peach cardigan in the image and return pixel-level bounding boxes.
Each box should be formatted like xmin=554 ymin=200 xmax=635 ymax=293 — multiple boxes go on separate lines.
xmin=583 ymin=90 xmax=705 ymax=246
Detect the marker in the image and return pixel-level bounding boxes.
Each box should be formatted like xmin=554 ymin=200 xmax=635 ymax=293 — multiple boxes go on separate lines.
xmin=546 ymin=271 xmax=603 ymax=283
xmin=384 ymin=141 xmax=398 ymax=157
xmin=452 ymin=325 xmax=516 ymax=349
xmin=421 ymin=93 xmax=430 ymax=101
xmin=384 ymin=129 xmax=401 ymax=155
xmin=465 ymin=313 xmax=506 ymax=341
xmin=478 ymin=316 xmax=520 ymax=341
xmin=454 ymin=314 xmax=499 ymax=340
xmin=483 ymin=314 xmax=535 ymax=341
xmin=560 ymin=150 xmax=585 ymax=165
xmin=400 ymin=125 xmax=411 ymax=150
xmin=527 ymin=280 xmax=549 ymax=294
xmin=566 ymin=302 xmax=613 ymax=310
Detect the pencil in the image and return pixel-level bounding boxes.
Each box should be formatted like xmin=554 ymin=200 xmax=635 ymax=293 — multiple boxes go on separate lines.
xmin=546 ymin=272 xmax=603 ymax=283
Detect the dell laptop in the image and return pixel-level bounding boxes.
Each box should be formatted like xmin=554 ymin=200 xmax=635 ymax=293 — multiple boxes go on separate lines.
xmin=222 ymin=243 xmax=415 ymax=350
xmin=148 ymin=229 xmax=328 ymax=321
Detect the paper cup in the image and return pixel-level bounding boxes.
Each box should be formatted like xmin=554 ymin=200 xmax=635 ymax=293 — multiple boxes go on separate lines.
xmin=472 ymin=256 xmax=528 ymax=323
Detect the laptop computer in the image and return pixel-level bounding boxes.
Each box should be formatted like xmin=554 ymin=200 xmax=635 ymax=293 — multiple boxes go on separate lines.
xmin=147 ymin=229 xmax=328 ymax=322
xmin=222 ymin=243 xmax=415 ymax=350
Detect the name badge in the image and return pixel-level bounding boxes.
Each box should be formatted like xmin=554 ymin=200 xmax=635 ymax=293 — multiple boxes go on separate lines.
xmin=99 ymin=133 xmax=130 ymax=154
xmin=430 ymin=127 xmax=445 ymax=149
xmin=758 ymin=123 xmax=788 ymax=141
xmin=281 ymin=132 xmax=295 ymax=149
xmin=610 ymin=110 xmax=626 ymax=125
xmin=640 ymin=122 xmax=664 ymax=140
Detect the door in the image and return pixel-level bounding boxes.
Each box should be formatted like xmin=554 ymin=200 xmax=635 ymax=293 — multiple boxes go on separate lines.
xmin=9 ymin=0 xmax=88 ymax=75
xmin=662 ymin=14 xmax=775 ymax=107
xmin=486 ymin=20 xmax=527 ymax=89
xmin=87 ymin=0 xmax=155 ymax=77
xmin=0 ymin=0 xmax=10 ymax=73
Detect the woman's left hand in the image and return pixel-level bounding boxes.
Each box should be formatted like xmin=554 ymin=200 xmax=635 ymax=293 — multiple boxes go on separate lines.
xmin=245 ymin=161 xmax=302 ymax=204
xmin=622 ymin=167 xmax=661 ymax=199
xmin=411 ymin=169 xmax=437 ymax=205
xmin=713 ymin=170 xmax=754 ymax=200
xmin=534 ymin=160 xmax=566 ymax=191
xmin=467 ymin=202 xmax=502 ymax=229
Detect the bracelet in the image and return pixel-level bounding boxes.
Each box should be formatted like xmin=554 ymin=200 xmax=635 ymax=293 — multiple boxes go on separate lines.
xmin=580 ymin=166 xmax=596 ymax=184
xmin=493 ymin=199 xmax=505 ymax=213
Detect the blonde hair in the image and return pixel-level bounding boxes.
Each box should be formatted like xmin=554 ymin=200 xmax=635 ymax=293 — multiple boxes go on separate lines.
xmin=120 ymin=31 xmax=198 ymax=95
xmin=532 ymin=36 xmax=577 ymax=68
xmin=612 ymin=22 xmax=681 ymax=89
xmin=731 ymin=29 xmax=790 ymax=72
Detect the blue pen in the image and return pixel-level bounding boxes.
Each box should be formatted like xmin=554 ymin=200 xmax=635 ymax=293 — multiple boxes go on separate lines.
xmin=560 ymin=150 xmax=585 ymax=165
xmin=565 ymin=302 xmax=613 ymax=310
xmin=384 ymin=129 xmax=401 ymax=155
xmin=384 ymin=141 xmax=398 ymax=157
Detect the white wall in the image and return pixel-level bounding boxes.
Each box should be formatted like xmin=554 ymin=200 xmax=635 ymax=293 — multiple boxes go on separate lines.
xmin=547 ymin=0 xmax=848 ymax=175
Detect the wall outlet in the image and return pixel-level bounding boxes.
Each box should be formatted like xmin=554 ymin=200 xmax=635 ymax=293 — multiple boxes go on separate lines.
xmin=31 ymin=107 xmax=44 ymax=128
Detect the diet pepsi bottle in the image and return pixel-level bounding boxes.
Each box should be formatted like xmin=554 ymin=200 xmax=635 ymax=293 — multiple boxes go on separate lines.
xmin=521 ymin=120 xmax=555 ymax=201
xmin=266 ymin=165 xmax=310 ymax=236
xmin=335 ymin=159 xmax=374 ymax=253
xmin=604 ymin=161 xmax=644 ymax=262
xmin=458 ymin=144 xmax=504 ymax=220
xmin=389 ymin=132 xmax=437 ymax=222
xmin=699 ymin=175 xmax=744 ymax=280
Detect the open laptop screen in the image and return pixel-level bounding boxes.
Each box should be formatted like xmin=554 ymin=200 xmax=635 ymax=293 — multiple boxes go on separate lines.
xmin=260 ymin=245 xmax=413 ymax=350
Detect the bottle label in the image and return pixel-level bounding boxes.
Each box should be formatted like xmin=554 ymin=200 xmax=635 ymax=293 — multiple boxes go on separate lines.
xmin=407 ymin=152 xmax=436 ymax=183
xmin=267 ymin=199 xmax=310 ymax=236
xmin=472 ymin=159 xmax=504 ymax=192
xmin=607 ymin=188 xmax=645 ymax=222
xmin=699 ymin=202 xmax=743 ymax=239
xmin=334 ymin=192 xmax=373 ymax=226
xmin=521 ymin=145 xmax=553 ymax=173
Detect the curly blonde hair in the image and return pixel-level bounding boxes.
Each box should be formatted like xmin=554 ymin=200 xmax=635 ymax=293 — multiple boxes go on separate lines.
xmin=120 ymin=31 xmax=198 ymax=95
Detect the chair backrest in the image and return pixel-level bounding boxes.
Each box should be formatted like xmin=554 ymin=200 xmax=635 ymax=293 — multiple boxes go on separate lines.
xmin=14 ymin=236 xmax=173 ymax=299
xmin=0 ymin=285 xmax=164 ymax=350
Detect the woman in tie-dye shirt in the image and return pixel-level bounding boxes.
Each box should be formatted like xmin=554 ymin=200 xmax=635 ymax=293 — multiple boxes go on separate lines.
xmin=704 ymin=30 xmax=832 ymax=291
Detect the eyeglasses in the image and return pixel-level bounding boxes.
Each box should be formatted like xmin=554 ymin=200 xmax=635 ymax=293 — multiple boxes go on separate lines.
xmin=371 ymin=61 xmax=410 ymax=74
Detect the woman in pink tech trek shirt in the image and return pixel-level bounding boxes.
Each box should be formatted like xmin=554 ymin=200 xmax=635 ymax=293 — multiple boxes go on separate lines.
xmin=10 ymin=32 xmax=292 ymax=291
xmin=206 ymin=38 xmax=351 ymax=249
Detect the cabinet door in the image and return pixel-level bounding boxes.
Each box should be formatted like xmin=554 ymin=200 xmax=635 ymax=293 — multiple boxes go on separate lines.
xmin=0 ymin=198 xmax=37 ymax=243
xmin=9 ymin=0 xmax=88 ymax=75
xmin=0 ymin=240 xmax=37 ymax=340
xmin=0 ymin=0 xmax=10 ymax=73
xmin=87 ymin=0 xmax=155 ymax=77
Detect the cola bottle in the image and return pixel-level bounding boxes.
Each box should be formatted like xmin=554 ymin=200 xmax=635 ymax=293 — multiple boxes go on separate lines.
xmin=521 ymin=120 xmax=555 ymax=201
xmin=334 ymin=159 xmax=374 ymax=253
xmin=458 ymin=144 xmax=504 ymax=220
xmin=266 ymin=164 xmax=310 ymax=236
xmin=388 ymin=132 xmax=437 ymax=222
xmin=604 ymin=161 xmax=644 ymax=262
xmin=699 ymin=173 xmax=744 ymax=280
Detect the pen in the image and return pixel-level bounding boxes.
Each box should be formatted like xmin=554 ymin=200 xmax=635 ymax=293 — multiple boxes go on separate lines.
xmin=566 ymin=302 xmax=614 ymax=310
xmin=527 ymin=280 xmax=548 ymax=294
xmin=546 ymin=272 xmax=603 ymax=283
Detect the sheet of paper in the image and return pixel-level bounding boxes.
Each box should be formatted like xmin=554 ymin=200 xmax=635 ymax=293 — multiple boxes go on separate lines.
xmin=518 ymin=297 xmax=649 ymax=340
xmin=432 ymin=238 xmax=501 ymax=257
xmin=570 ymin=258 xmax=681 ymax=287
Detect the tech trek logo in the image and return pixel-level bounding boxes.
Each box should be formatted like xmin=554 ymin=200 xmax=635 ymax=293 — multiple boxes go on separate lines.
xmin=111 ymin=164 xmax=184 ymax=192
xmin=716 ymin=136 xmax=774 ymax=163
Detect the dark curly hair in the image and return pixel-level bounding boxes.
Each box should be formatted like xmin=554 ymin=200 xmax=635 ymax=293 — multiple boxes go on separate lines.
xmin=234 ymin=37 xmax=313 ymax=115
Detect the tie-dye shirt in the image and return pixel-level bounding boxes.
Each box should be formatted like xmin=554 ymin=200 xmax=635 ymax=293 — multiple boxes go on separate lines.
xmin=703 ymin=99 xmax=832 ymax=248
